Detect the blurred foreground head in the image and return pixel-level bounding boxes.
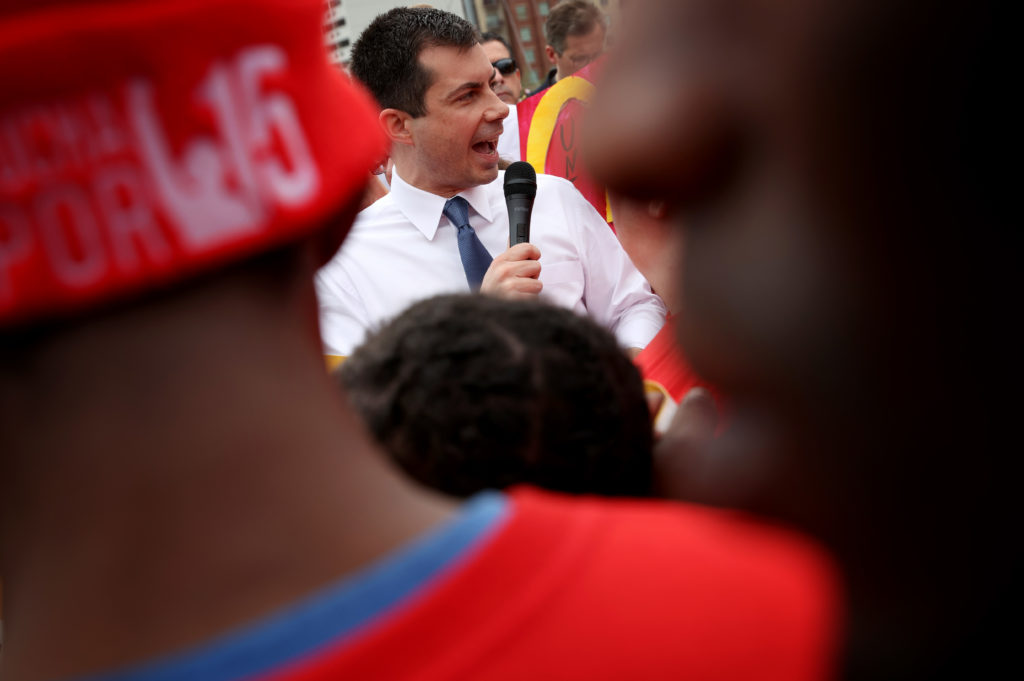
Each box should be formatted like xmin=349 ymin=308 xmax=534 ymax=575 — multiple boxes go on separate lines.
xmin=587 ymin=0 xmax=1016 ymax=675
xmin=0 ymin=2 xmax=390 ymax=678
xmin=340 ymin=295 xmax=653 ymax=498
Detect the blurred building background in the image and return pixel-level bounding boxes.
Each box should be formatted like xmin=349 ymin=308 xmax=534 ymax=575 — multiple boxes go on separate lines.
xmin=323 ymin=1 xmax=618 ymax=89
xmin=323 ymin=0 xmax=353 ymax=66
xmin=473 ymin=0 xmax=549 ymax=90
xmin=324 ymin=0 xmax=472 ymax=67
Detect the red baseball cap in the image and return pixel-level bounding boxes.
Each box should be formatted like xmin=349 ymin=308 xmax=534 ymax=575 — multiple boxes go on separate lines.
xmin=0 ymin=0 xmax=386 ymax=326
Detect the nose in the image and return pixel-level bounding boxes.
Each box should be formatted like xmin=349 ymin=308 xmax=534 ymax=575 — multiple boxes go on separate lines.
xmin=486 ymin=91 xmax=509 ymax=122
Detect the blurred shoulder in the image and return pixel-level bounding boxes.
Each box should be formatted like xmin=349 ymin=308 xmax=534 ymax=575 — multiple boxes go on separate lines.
xmin=507 ymin=486 xmax=840 ymax=598
xmin=496 ymin=487 xmax=841 ymax=679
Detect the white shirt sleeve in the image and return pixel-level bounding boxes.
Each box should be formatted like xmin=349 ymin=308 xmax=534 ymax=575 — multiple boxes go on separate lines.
xmin=567 ymin=185 xmax=667 ymax=349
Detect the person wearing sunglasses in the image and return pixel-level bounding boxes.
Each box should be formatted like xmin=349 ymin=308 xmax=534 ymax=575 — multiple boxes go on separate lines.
xmin=481 ymin=32 xmax=523 ymax=105
xmin=481 ymin=32 xmax=524 ymax=163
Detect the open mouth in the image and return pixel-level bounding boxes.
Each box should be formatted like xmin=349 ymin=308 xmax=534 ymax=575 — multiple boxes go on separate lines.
xmin=472 ymin=139 xmax=498 ymax=156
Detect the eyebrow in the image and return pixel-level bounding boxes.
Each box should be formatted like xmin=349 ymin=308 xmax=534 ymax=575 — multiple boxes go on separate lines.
xmin=445 ymin=66 xmax=499 ymax=99
xmin=445 ymin=80 xmax=485 ymax=100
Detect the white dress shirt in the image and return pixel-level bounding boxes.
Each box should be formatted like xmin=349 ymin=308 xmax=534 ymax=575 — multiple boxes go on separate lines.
xmin=316 ymin=168 xmax=666 ymax=355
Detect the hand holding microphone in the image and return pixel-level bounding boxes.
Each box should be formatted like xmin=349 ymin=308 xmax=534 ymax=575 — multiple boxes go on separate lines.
xmin=481 ymin=163 xmax=542 ymax=298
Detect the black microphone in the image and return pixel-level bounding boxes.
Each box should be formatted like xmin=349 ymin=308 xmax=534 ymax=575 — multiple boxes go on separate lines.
xmin=504 ymin=161 xmax=537 ymax=245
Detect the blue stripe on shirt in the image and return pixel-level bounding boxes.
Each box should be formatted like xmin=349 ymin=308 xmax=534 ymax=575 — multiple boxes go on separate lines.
xmin=73 ymin=491 xmax=509 ymax=681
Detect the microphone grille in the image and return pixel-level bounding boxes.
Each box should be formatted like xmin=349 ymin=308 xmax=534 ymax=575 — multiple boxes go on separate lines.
xmin=504 ymin=161 xmax=537 ymax=199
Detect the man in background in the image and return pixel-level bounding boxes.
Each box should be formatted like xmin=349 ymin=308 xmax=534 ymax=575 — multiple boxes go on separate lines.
xmin=480 ymin=32 xmax=523 ymax=105
xmin=317 ymin=8 xmax=666 ymax=357
xmin=480 ymin=32 xmax=523 ymax=163
xmin=528 ymin=0 xmax=606 ymax=96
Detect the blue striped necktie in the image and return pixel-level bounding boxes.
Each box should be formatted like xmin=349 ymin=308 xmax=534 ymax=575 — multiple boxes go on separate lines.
xmin=442 ymin=196 xmax=493 ymax=290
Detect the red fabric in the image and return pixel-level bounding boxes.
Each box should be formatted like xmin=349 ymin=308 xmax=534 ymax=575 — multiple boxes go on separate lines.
xmin=635 ymin=319 xmax=705 ymax=402
xmin=517 ymin=61 xmax=609 ymax=222
xmin=0 ymin=0 xmax=386 ymax=326
xmin=257 ymin=489 xmax=842 ymax=681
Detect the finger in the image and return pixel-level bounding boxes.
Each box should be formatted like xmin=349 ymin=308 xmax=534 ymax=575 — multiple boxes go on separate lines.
xmin=506 ymin=259 xmax=541 ymax=279
xmin=504 ymin=277 xmax=543 ymax=296
xmin=500 ymin=242 xmax=541 ymax=262
xmin=480 ymin=259 xmax=539 ymax=286
xmin=504 ymin=290 xmax=542 ymax=300
xmin=481 ymin=270 xmax=544 ymax=297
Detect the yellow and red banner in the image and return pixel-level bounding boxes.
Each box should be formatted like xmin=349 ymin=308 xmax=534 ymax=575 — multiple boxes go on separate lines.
xmin=517 ymin=62 xmax=611 ymax=223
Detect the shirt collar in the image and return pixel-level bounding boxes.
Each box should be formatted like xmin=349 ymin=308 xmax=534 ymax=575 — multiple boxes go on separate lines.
xmin=391 ymin=168 xmax=497 ymax=240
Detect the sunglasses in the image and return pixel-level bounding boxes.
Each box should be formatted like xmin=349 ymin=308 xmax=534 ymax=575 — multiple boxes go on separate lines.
xmin=491 ymin=57 xmax=518 ymax=76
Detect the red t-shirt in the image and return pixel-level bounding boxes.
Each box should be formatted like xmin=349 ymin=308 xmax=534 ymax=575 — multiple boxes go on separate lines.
xmin=271 ymin=489 xmax=841 ymax=681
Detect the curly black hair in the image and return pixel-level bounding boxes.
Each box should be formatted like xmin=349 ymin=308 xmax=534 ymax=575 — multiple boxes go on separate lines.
xmin=338 ymin=294 xmax=653 ymax=498
xmin=350 ymin=7 xmax=480 ymax=118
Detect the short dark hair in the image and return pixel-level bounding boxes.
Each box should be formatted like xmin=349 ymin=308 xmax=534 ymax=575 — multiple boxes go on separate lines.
xmin=338 ymin=294 xmax=653 ymax=498
xmin=545 ymin=0 xmax=604 ymax=54
xmin=350 ymin=7 xmax=480 ymax=118
xmin=480 ymin=31 xmax=512 ymax=55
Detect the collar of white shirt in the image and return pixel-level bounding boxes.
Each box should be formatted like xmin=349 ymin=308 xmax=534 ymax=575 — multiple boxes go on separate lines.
xmin=389 ymin=167 xmax=499 ymax=241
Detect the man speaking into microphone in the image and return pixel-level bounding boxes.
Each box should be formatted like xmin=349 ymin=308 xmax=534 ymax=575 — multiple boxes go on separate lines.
xmin=316 ymin=7 xmax=665 ymax=357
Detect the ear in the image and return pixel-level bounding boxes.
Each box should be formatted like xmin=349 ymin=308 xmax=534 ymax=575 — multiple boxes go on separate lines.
xmin=379 ymin=108 xmax=414 ymax=147
xmin=545 ymin=45 xmax=558 ymax=66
